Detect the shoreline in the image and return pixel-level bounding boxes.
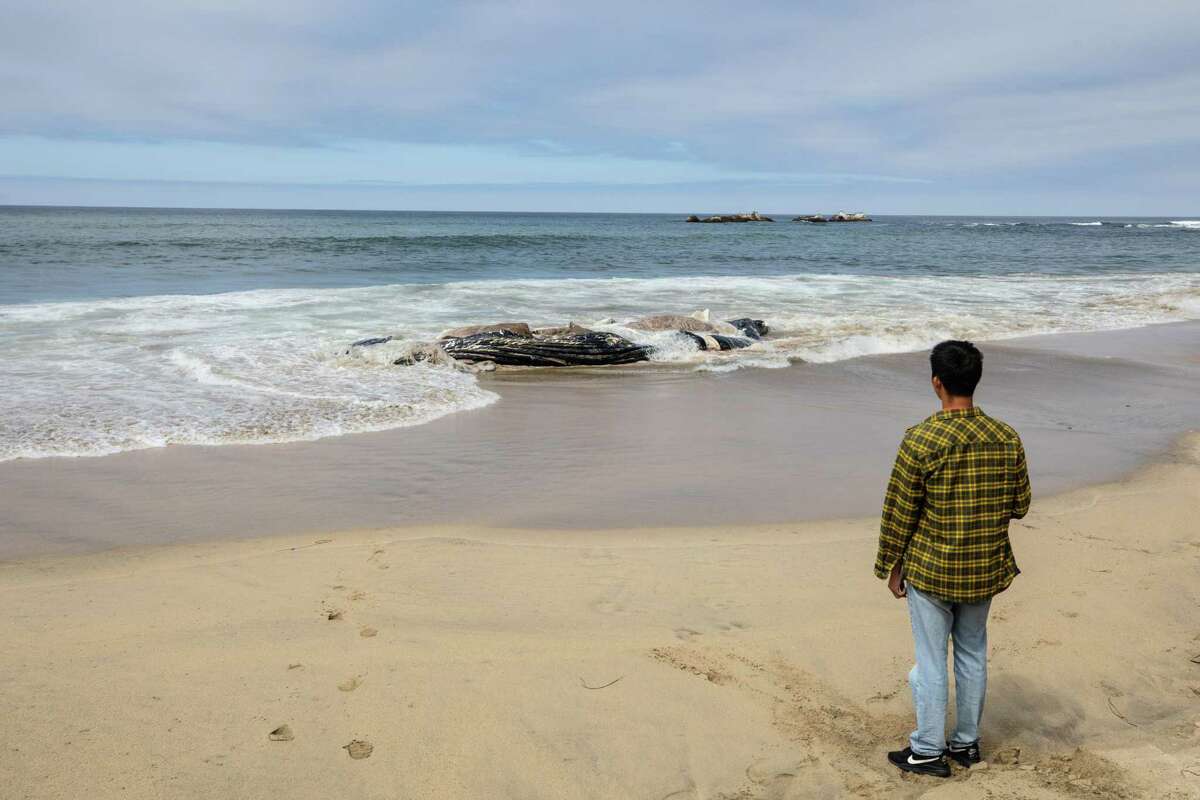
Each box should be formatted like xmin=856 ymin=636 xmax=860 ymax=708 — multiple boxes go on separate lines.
xmin=3 ymin=434 xmax=1198 ymax=798
xmin=3 ymin=423 xmax=1197 ymax=570
xmin=2 ymin=320 xmax=1198 ymax=560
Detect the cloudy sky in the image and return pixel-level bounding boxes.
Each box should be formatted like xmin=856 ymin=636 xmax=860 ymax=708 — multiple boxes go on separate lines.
xmin=1 ymin=0 xmax=1198 ymax=213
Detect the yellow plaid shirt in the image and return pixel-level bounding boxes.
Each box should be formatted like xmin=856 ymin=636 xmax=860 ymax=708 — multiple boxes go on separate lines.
xmin=874 ymin=407 xmax=1031 ymax=603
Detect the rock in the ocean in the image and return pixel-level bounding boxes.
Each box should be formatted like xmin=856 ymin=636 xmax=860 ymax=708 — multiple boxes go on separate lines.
xmin=690 ymin=212 xmax=775 ymax=223
xmin=791 ymin=214 xmax=827 ymax=223
xmin=441 ymin=330 xmax=651 ymax=367
xmin=828 ymin=212 xmax=871 ymax=222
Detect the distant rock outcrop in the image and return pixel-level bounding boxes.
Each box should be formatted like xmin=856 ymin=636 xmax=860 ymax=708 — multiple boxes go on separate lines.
xmin=686 ymin=212 xmax=775 ymax=223
xmin=790 ymin=212 xmax=871 ymax=223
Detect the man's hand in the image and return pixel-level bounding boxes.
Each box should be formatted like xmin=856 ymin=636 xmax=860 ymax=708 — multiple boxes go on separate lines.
xmin=887 ymin=562 xmax=907 ymax=599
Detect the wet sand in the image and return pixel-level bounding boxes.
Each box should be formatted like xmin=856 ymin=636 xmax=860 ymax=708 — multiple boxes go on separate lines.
xmin=1 ymin=322 xmax=1197 ymax=559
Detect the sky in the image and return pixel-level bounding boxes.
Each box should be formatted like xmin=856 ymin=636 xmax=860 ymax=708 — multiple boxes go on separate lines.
xmin=1 ymin=0 xmax=1198 ymax=214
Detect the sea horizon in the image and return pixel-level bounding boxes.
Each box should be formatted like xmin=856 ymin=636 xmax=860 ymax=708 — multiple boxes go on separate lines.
xmin=4 ymin=202 xmax=1199 ymax=217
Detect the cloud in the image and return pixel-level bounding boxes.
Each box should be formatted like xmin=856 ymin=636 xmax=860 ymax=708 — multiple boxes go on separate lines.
xmin=1 ymin=0 xmax=1198 ymax=209
xmin=0 ymin=135 xmax=928 ymax=187
xmin=889 ymin=73 xmax=1200 ymax=172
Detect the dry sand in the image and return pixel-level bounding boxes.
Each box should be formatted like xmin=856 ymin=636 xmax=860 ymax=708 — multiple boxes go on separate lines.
xmin=3 ymin=433 xmax=1199 ymax=799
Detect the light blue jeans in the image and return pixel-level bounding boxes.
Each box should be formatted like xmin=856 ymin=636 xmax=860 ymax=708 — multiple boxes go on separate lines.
xmin=906 ymin=582 xmax=992 ymax=756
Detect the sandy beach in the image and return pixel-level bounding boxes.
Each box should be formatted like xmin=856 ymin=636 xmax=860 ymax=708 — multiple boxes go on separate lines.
xmin=5 ymin=1 xmax=1200 ymax=796
xmin=2 ymin=323 xmax=1199 ymax=799
xmin=2 ymin=433 xmax=1199 ymax=799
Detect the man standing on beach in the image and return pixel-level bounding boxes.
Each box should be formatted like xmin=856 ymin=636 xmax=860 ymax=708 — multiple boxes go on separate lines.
xmin=874 ymin=340 xmax=1032 ymax=778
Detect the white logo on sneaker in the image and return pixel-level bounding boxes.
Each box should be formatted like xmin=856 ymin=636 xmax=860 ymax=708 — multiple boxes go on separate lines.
xmin=907 ymin=754 xmax=941 ymax=765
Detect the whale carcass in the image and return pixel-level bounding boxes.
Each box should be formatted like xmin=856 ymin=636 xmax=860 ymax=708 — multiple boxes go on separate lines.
xmin=627 ymin=313 xmax=768 ymax=340
xmin=441 ymin=330 xmax=652 ymax=367
xmin=678 ymin=331 xmax=755 ymax=351
xmin=438 ymin=322 xmax=533 ymax=338
xmin=627 ymin=313 xmax=735 ymax=334
xmin=350 ymin=314 xmax=771 ymax=368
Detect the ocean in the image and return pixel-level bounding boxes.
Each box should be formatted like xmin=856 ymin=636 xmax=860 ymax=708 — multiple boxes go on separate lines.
xmin=2 ymin=206 xmax=1198 ymax=462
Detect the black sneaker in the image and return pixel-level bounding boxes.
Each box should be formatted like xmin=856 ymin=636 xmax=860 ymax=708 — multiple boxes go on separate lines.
xmin=946 ymin=740 xmax=981 ymax=768
xmin=887 ymin=746 xmax=951 ymax=778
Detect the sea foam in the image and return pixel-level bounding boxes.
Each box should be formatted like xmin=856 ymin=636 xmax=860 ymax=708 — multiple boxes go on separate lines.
xmin=2 ymin=271 xmax=1199 ymax=461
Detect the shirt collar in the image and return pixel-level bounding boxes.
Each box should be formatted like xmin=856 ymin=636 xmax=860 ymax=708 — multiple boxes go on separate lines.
xmin=928 ymin=406 xmax=984 ymax=422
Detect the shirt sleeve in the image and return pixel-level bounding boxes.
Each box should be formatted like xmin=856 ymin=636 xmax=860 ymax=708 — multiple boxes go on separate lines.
xmin=1011 ymin=438 xmax=1031 ymax=519
xmin=874 ymin=435 xmax=925 ymax=579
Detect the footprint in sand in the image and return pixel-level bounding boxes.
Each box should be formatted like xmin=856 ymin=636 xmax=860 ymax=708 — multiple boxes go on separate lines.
xmin=359 ymin=626 xmax=378 ymax=638
xmin=268 ymin=724 xmax=294 ymax=741
xmin=745 ymin=754 xmax=821 ymax=791
xmin=338 ymin=676 xmax=363 ymax=692
xmin=674 ymin=628 xmax=702 ymax=641
xmin=714 ymin=620 xmax=751 ymax=632
xmin=650 ymin=647 xmax=732 ymax=685
xmin=746 ymin=755 xmax=801 ymax=783
xmin=343 ymin=740 xmax=373 ymax=759
xmin=660 ymin=781 xmax=698 ymax=799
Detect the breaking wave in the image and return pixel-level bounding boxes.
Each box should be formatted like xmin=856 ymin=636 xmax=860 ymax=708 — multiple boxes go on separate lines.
xmin=3 ymin=271 xmax=1199 ymax=461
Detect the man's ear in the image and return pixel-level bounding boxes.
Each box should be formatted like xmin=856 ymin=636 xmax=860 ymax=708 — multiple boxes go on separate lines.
xmin=932 ymin=375 xmax=944 ymax=396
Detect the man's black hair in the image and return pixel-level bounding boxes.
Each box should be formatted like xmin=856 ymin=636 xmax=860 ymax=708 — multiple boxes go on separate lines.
xmin=930 ymin=340 xmax=983 ymax=397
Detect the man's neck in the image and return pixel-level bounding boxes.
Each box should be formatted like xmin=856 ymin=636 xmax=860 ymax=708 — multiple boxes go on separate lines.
xmin=940 ymin=396 xmax=975 ymax=412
